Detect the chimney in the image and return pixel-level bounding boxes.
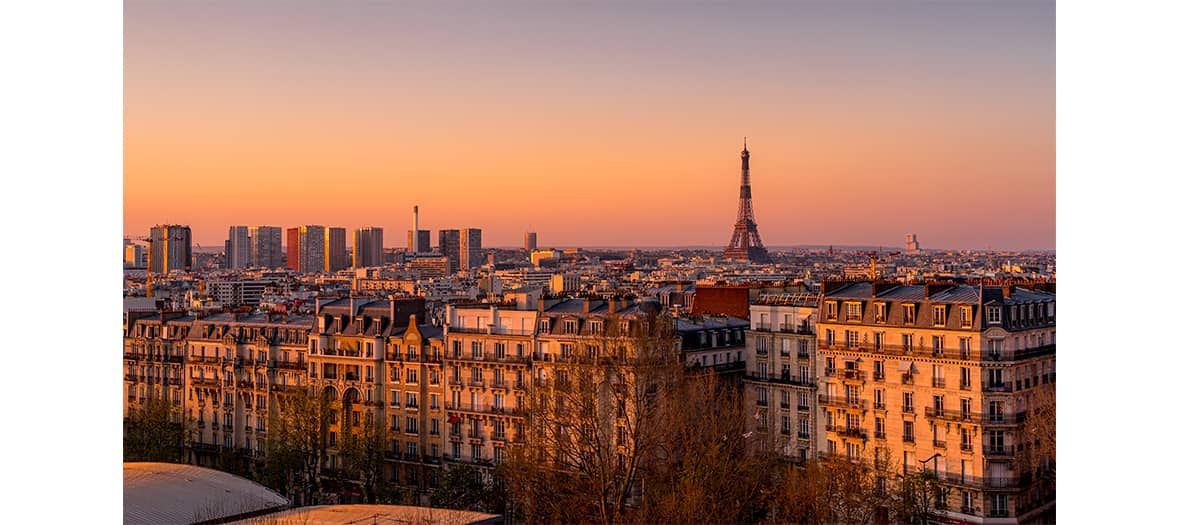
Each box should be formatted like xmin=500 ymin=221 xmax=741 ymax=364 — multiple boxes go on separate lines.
xmin=1002 ymin=284 xmax=1013 ymax=298
xmin=609 ymin=299 xmax=617 ymax=314
xmin=583 ymin=299 xmax=591 ymax=314
xmin=412 ymin=205 xmax=419 ymax=253
xmin=538 ymin=298 xmax=546 ymax=313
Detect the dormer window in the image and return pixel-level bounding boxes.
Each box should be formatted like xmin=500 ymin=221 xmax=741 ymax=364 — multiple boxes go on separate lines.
xmin=563 ymin=320 xmax=578 ymax=333
xmin=846 ymin=303 xmax=862 ymax=322
xmin=825 ymin=302 xmax=838 ymax=321
xmin=589 ymin=321 xmax=603 ymax=335
xmin=959 ymin=306 xmax=973 ymax=328
xmin=874 ymin=303 xmax=887 ymax=323
xmin=986 ymin=306 xmax=1001 ymax=325
xmin=902 ymin=304 xmax=916 ymax=324
xmin=932 ymin=305 xmax=947 ymax=327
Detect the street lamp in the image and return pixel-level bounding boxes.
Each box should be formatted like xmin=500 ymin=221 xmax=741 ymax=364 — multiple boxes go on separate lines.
xmin=918 ymin=452 xmax=942 ymax=472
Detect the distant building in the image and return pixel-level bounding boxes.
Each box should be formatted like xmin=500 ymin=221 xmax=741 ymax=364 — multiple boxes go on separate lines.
xmin=206 ymin=276 xmax=288 ymax=307
xmin=353 ymin=227 xmax=384 ymax=268
xmin=249 ymin=226 xmax=283 ymax=268
xmin=325 ymin=227 xmax=348 ymax=272
xmin=406 ymin=254 xmax=451 ymax=278
xmin=407 ymin=230 xmax=431 ymax=254
xmin=548 ymin=273 xmax=581 ymax=293
xmin=286 ymin=225 xmax=325 ymax=274
xmin=530 ymin=249 xmax=561 ymax=267
xmin=150 ymin=224 xmax=192 ymax=274
xmin=525 ymin=231 xmax=537 ymax=252
xmin=438 ymin=229 xmax=461 ymax=273
xmin=460 ymin=228 xmax=482 ymax=272
xmin=226 ymin=226 xmax=251 ymax=269
xmin=905 ymin=233 xmax=921 ymax=254
xmin=125 ymin=241 xmax=146 ymax=268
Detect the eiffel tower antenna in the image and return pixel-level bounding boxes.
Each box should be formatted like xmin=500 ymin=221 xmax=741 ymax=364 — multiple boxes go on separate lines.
xmin=723 ymin=139 xmax=771 ymax=263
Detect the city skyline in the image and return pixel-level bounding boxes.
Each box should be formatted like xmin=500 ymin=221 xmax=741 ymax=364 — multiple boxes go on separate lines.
xmin=125 ymin=2 xmax=1054 ymax=250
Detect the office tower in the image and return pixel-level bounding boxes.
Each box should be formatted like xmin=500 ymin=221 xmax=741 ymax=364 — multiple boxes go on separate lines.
xmin=723 ymin=140 xmax=772 ymax=263
xmin=286 ymin=225 xmax=325 ymax=274
xmin=525 ymin=231 xmax=537 ymax=252
xmin=905 ymin=233 xmax=921 ymax=254
xmin=460 ymin=228 xmax=482 ymax=272
xmin=325 ymin=227 xmax=348 ymax=272
xmin=353 ymin=227 xmax=384 ymax=268
xmin=407 ymin=230 xmax=431 ymax=253
xmin=124 ymin=242 xmax=145 ymax=268
xmin=149 ymin=224 xmax=192 ymax=274
xmin=249 ymin=226 xmax=283 ymax=268
xmin=226 ymin=226 xmax=251 ymax=269
xmin=438 ymin=229 xmax=461 ymax=273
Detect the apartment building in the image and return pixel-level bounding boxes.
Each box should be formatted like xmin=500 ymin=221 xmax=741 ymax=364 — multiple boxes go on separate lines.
xmin=310 ymin=297 xmax=445 ymax=493
xmin=744 ymin=293 xmax=819 ymax=461
xmin=678 ymin=315 xmax=749 ymax=370
xmin=816 ymin=281 xmax=1055 ymax=524
xmin=443 ymin=301 xmax=538 ymax=468
xmin=123 ymin=311 xmax=312 ymax=468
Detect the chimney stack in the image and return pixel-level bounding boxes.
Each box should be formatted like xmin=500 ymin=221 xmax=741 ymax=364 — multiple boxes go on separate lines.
xmin=412 ymin=205 xmax=419 ymax=253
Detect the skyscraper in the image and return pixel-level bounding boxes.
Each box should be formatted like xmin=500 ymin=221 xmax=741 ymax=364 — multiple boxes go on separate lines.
xmin=149 ymin=224 xmax=192 ymax=274
xmin=905 ymin=233 xmax=921 ymax=254
xmin=407 ymin=230 xmax=431 ymax=253
xmin=438 ymin=229 xmax=461 ymax=273
xmin=460 ymin=228 xmax=483 ymax=272
xmin=353 ymin=227 xmax=384 ymax=268
xmin=226 ymin=226 xmax=251 ymax=269
xmin=286 ymin=225 xmax=325 ymax=274
xmin=325 ymin=227 xmax=348 ymax=272
xmin=249 ymin=226 xmax=283 ymax=268
xmin=525 ymin=231 xmax=537 ymax=252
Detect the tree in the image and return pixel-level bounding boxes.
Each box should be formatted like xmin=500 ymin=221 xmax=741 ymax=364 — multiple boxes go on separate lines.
xmin=432 ymin=463 xmax=508 ymax=513
xmin=339 ymin=410 xmax=386 ymax=503
xmin=894 ymin=470 xmax=942 ymax=525
xmin=1019 ymin=381 xmax=1056 ymax=479
xmin=506 ymin=308 xmax=683 ymax=525
xmin=125 ymin=396 xmax=188 ymax=462
xmin=262 ymin=389 xmax=329 ymax=505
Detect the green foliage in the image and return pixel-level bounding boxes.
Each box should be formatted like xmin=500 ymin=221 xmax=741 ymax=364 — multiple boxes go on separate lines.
xmin=124 ymin=397 xmax=186 ymax=462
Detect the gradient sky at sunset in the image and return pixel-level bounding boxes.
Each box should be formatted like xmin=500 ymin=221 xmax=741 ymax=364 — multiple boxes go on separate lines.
xmin=125 ymin=1 xmax=1054 ymax=250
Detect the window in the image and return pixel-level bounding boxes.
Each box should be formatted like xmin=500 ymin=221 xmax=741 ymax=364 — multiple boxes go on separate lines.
xmin=986 ymin=306 xmax=1001 ymax=324
xmin=990 ymin=494 xmax=1008 ymax=517
xmin=407 ymin=417 xmax=418 ymax=435
xmin=960 ymin=397 xmax=971 ymax=415
xmin=431 ymin=418 xmax=439 ymax=435
xmin=407 ymin=368 xmax=418 ymax=384
xmin=874 ymin=303 xmax=887 ymax=323
xmin=780 ymin=416 xmax=790 ymax=434
xmin=902 ymin=392 xmax=914 ymax=412
xmin=875 ymin=417 xmax=885 ymax=438
xmin=873 ymin=332 xmax=884 ymax=350
xmin=874 ymin=388 xmax=885 ymax=409
xmin=960 ymin=367 xmax=972 ymax=389
xmin=391 ymin=415 xmax=400 ymax=431
xmin=756 ymin=387 xmax=768 ymax=406
xmin=932 ymin=336 xmax=944 ymax=355
xmin=960 ymin=427 xmax=972 ymax=450
xmin=933 ymin=305 xmax=947 ymax=327
xmin=780 ymin=390 xmax=790 ymax=408
xmin=825 ymin=329 xmax=835 ymax=346
xmin=798 ymin=417 xmax=810 ymax=437
xmin=902 ymin=304 xmax=916 ymax=324
xmin=826 ymin=302 xmax=838 ymax=320
xmin=903 ymin=421 xmax=914 ymax=442
xmin=406 ymin=392 xmax=418 ymax=408
xmin=845 ymin=330 xmax=860 ymax=348
xmin=901 ymin=333 xmax=914 ymax=351
xmin=847 ymin=302 xmax=862 ymax=321
xmin=960 ymin=306 xmax=973 ymax=328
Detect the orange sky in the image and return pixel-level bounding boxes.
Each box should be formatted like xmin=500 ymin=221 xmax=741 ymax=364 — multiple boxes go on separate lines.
xmin=125 ymin=2 xmax=1054 ymax=250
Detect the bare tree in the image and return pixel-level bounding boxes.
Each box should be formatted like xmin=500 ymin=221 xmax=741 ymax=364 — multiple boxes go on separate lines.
xmin=506 ymin=308 xmax=682 ymax=525
xmin=263 ymin=389 xmax=329 ymax=505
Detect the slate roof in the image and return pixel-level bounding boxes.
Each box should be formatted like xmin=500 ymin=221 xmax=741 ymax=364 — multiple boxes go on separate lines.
xmin=124 ymin=462 xmax=289 ymax=525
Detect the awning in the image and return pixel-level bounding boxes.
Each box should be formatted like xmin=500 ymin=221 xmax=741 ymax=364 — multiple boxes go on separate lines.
xmin=898 ymin=361 xmax=914 ymax=373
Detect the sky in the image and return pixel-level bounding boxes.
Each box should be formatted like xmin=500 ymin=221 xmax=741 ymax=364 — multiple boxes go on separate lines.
xmin=124 ymin=1 xmax=1055 ymax=251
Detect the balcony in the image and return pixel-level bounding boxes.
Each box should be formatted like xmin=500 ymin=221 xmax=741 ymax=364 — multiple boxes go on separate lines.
xmin=191 ymin=377 xmax=220 ymax=388
xmin=874 ymin=431 xmax=886 ymax=439
xmin=960 ymin=442 xmax=974 ymax=452
xmin=490 ymin=380 xmax=508 ymax=390
xmin=797 ymin=432 xmax=810 ymax=440
xmin=745 ymin=374 xmax=813 ymax=388
xmin=755 ymin=399 xmax=768 ymax=407
xmin=986 ymin=445 xmax=1016 ymax=458
xmin=873 ymin=402 xmax=887 ymax=410
xmin=827 ymin=425 xmax=867 ymax=440
xmin=901 ymin=405 xmax=915 ymax=414
xmin=931 ymin=378 xmax=946 ymax=388
xmin=901 ymin=374 xmax=914 ymax=385
xmin=818 ymin=394 xmax=865 ymax=410
xmin=270 ymin=384 xmax=304 ymax=393
xmin=924 ymin=407 xmax=982 ymax=424
xmin=838 ymin=369 xmax=865 ymax=382
xmin=273 ymin=360 xmax=305 ymax=371
xmin=796 ymin=404 xmax=809 ymax=411
xmin=872 ymin=371 xmax=885 ymax=381
xmin=983 ymin=412 xmax=1027 ymax=426
xmin=780 ymin=325 xmax=814 ymax=335
xmin=932 ymin=439 xmax=947 ymax=449
xmin=985 ymin=382 xmax=1013 ymax=393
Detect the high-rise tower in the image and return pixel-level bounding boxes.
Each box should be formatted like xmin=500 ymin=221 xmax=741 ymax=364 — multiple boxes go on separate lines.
xmin=723 ymin=140 xmax=772 ymax=263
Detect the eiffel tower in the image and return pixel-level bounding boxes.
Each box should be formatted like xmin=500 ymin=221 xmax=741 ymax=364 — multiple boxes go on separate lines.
xmin=723 ymin=139 xmax=772 ymax=263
